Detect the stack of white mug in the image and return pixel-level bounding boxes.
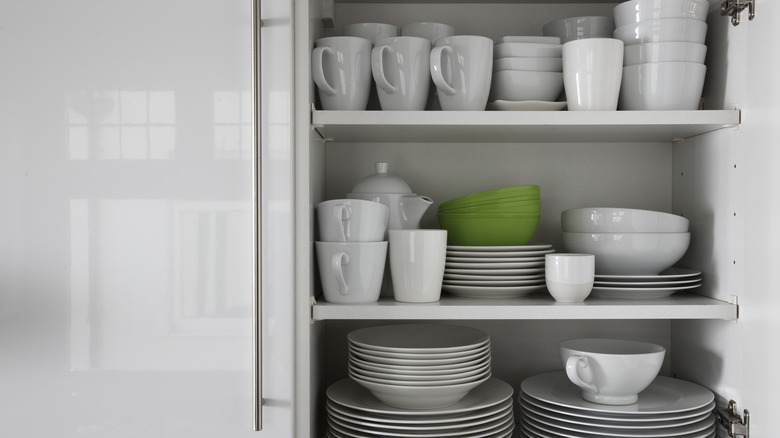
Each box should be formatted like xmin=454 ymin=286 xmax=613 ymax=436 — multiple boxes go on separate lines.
xmin=312 ymin=22 xmax=494 ymax=111
xmin=314 ymin=199 xmax=389 ymax=304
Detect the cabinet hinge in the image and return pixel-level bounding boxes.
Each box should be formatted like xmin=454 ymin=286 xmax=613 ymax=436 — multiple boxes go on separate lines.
xmin=715 ymin=400 xmax=750 ymax=437
xmin=721 ymin=0 xmax=755 ymax=26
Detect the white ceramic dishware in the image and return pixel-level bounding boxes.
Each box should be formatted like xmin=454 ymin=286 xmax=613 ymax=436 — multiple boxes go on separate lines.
xmin=400 ymin=22 xmax=455 ymax=42
xmin=498 ymin=36 xmax=561 ymax=44
xmin=613 ymin=0 xmax=711 ymax=28
xmin=493 ymin=42 xmax=562 ymax=59
xmin=563 ymin=38 xmax=624 ymax=111
xmin=545 ymin=253 xmax=595 ymax=303
xmin=492 ymin=56 xmax=563 ymax=73
xmin=543 ymin=16 xmax=615 ymax=43
xmin=315 ymin=241 xmax=387 ymax=304
xmin=371 ymin=36 xmax=432 ymax=111
xmin=561 ymin=207 xmax=690 ymax=233
xmin=489 ymin=70 xmax=564 ymax=102
xmin=388 ymin=229 xmax=447 ymax=303
xmin=613 ymin=18 xmax=708 ymax=46
xmin=623 ymin=41 xmax=707 ymax=66
xmin=559 ymin=338 xmax=666 ymax=405
xmin=312 ymin=36 xmax=372 ymax=110
xmin=343 ymin=22 xmax=399 ymax=44
xmin=620 ymin=61 xmax=707 ymax=110
xmin=430 ymin=35 xmax=494 ymax=110
xmin=351 ymin=372 xmax=490 ymax=409
xmin=316 ymin=199 xmax=389 ymax=242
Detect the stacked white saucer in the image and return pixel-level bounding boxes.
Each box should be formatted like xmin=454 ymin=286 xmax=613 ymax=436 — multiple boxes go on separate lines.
xmin=346 ymin=324 xmax=492 ymax=409
xmin=592 ymin=267 xmax=703 ymax=299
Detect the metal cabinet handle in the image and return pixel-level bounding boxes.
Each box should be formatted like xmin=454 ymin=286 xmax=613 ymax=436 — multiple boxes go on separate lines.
xmin=252 ymin=0 xmax=263 ymax=431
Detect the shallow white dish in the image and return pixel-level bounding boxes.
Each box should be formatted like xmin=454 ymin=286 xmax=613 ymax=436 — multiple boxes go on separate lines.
xmin=521 ymin=372 xmax=714 ymax=415
xmin=443 ymin=278 xmax=546 ymax=287
xmin=442 ymin=283 xmax=546 ymax=298
xmin=590 ymin=282 xmax=701 ymax=299
xmin=328 ymin=409 xmax=512 ymax=437
xmin=326 ymin=397 xmax=512 ymax=425
xmin=446 ymin=267 xmax=545 ymax=276
xmin=351 ymin=374 xmax=491 ymax=409
xmin=487 ymin=100 xmax=567 ymax=111
xmin=521 ymin=412 xmax=715 ymax=438
xmin=350 ymin=346 xmax=489 ymax=366
xmin=446 ymin=260 xmax=544 ymax=269
xmin=594 ymin=278 xmax=701 ymax=287
xmin=448 ymin=244 xmax=552 ymax=251
xmin=493 ymin=56 xmax=563 ymax=72
xmin=444 ymin=273 xmax=545 ymax=281
xmin=446 ymin=256 xmax=545 ymax=263
xmin=349 ymin=354 xmax=489 ymax=375
xmin=348 ymin=323 xmax=489 ymax=353
xmin=498 ymin=36 xmax=561 ymax=44
xmin=327 ymin=400 xmax=512 ymax=430
xmin=494 ymin=42 xmax=562 ymax=58
xmin=447 ymin=249 xmax=554 ymax=258
xmin=349 ymin=367 xmax=491 ymax=387
xmin=595 ymin=268 xmax=701 ymax=281
xmin=349 ymin=361 xmax=491 ymax=382
xmin=349 ymin=342 xmax=489 ymax=360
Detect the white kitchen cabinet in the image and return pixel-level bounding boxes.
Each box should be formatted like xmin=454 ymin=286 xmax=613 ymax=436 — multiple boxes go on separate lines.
xmin=290 ymin=1 xmax=779 ymax=437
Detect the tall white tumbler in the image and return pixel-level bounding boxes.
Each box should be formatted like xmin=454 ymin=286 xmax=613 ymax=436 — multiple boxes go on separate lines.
xmin=562 ymin=38 xmax=624 ymax=111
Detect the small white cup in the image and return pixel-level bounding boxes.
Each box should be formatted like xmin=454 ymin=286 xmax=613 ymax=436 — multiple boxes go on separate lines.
xmin=312 ymin=36 xmax=372 ymax=110
xmin=344 ymin=23 xmax=399 ymax=44
xmin=315 ymin=241 xmax=387 ymax=304
xmin=400 ymin=22 xmax=455 ymax=43
xmin=545 ymin=253 xmax=594 ymax=303
xmin=388 ymin=230 xmax=447 ymax=303
xmin=562 ymin=38 xmax=624 ymax=111
xmin=316 ymin=199 xmax=389 ymax=242
xmin=372 ymin=37 xmax=432 ymax=111
xmin=430 ymin=35 xmax=493 ymax=111
xmin=559 ymin=338 xmax=666 ymax=405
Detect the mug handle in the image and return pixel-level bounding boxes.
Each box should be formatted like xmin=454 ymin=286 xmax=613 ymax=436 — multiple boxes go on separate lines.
xmin=312 ymin=46 xmax=338 ymax=96
xmin=332 ymin=203 xmax=351 ymax=242
xmin=430 ymin=45 xmax=457 ymax=96
xmin=566 ymin=355 xmax=599 ymax=394
xmin=372 ymin=45 xmax=397 ymax=94
xmin=332 ymin=252 xmax=350 ymax=296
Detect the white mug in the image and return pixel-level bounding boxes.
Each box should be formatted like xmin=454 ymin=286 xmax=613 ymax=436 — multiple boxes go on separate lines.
xmin=401 ymin=22 xmax=455 ymax=43
xmin=372 ymin=37 xmax=432 ymax=111
xmin=315 ymin=241 xmax=387 ymax=304
xmin=312 ymin=36 xmax=372 ymax=110
xmin=430 ymin=35 xmax=493 ymax=111
xmin=344 ymin=23 xmax=399 ymax=44
xmin=545 ymin=253 xmax=595 ymax=303
xmin=316 ymin=199 xmax=389 ymax=242
xmin=559 ymin=338 xmax=666 ymax=405
xmin=562 ymin=38 xmax=624 ymax=111
xmin=388 ymin=229 xmax=447 ymax=303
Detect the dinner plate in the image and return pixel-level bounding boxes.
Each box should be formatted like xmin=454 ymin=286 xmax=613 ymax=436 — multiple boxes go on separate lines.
xmin=446 ymin=256 xmax=546 ymax=263
xmin=498 ymin=36 xmax=561 ymax=44
xmin=521 ymin=414 xmax=716 ymax=438
xmin=595 ymin=268 xmax=701 ymax=282
xmin=446 ymin=267 xmax=545 ymax=276
xmin=447 ymin=249 xmax=555 ymax=258
xmin=349 ymin=342 xmax=490 ymax=360
xmin=594 ymin=278 xmax=701 ymax=287
xmin=591 ymin=283 xmax=702 ymax=299
xmin=325 ymin=398 xmax=513 ymax=425
xmin=349 ymin=353 xmax=489 ymax=373
xmin=327 ymin=402 xmax=513 ymax=431
xmin=443 ymin=284 xmax=547 ymax=298
xmin=446 ymin=260 xmax=545 ymax=269
xmin=348 ymin=324 xmax=490 ymax=353
xmin=487 ymin=100 xmax=567 ymax=111
xmin=349 ymin=366 xmax=491 ymax=387
xmin=444 ymin=273 xmax=545 ymax=281
xmin=521 ymin=372 xmax=714 ymax=416
xmin=447 ymin=245 xmax=552 ymax=252
xmin=328 ymin=378 xmax=513 ymax=417
xmin=328 ymin=409 xmax=514 ymax=437
xmin=350 ymin=347 xmax=490 ymax=366
xmin=350 ymin=361 xmax=491 ymax=381
xmin=443 ymin=278 xmax=546 ymax=287
xmin=328 ymin=412 xmax=516 ymax=438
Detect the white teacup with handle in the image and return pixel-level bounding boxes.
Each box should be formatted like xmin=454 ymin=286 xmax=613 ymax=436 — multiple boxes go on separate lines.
xmin=430 ymin=35 xmax=493 ymax=111
xmin=372 ymin=36 xmax=432 ymax=111
xmin=316 ymin=199 xmax=389 ymax=242
xmin=312 ymin=36 xmax=372 ymax=110
xmin=559 ymin=338 xmax=666 ymax=405
xmin=315 ymin=241 xmax=387 ymax=304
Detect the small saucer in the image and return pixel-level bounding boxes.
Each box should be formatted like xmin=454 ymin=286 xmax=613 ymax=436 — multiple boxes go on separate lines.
xmin=487 ymin=100 xmax=567 ymax=111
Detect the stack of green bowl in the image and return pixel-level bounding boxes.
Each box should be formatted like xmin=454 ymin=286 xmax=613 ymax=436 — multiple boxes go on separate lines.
xmin=437 ymin=185 xmax=541 ymax=246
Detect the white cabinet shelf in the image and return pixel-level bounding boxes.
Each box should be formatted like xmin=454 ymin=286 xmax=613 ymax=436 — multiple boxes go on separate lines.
xmin=311 ymin=293 xmax=737 ymax=321
xmin=311 ymin=109 xmax=741 ymax=143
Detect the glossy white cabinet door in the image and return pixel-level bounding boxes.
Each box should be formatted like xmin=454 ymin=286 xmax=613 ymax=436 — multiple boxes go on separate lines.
xmin=0 ymin=1 xmax=292 ymax=436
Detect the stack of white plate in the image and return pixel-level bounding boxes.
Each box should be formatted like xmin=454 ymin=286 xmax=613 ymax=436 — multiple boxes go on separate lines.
xmin=326 ymin=378 xmax=516 ymax=438
xmin=592 ymin=267 xmax=702 ymax=299
xmin=519 ymin=372 xmax=716 ymax=438
xmin=347 ymin=324 xmax=493 ymax=409
xmin=442 ymin=244 xmax=554 ymax=298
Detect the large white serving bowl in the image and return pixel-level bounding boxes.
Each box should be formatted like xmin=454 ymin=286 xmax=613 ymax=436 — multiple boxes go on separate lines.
xmin=542 ymin=16 xmax=615 ymax=44
xmin=561 ymin=207 xmax=690 ymax=233
xmin=623 ymin=41 xmax=707 ymax=66
xmin=619 ymin=61 xmax=706 ymax=110
xmin=614 ymin=18 xmax=708 ymax=45
xmin=494 ymin=42 xmax=562 ymax=58
xmin=561 ymin=231 xmax=690 ymax=275
xmin=614 ymin=0 xmax=711 ymax=28
xmin=351 ymin=373 xmax=491 ymax=409
xmin=493 ymin=56 xmax=563 ymax=73
xmin=489 ymin=70 xmax=564 ymax=102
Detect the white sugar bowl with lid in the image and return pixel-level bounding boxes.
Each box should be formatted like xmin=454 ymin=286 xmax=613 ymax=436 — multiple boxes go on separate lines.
xmin=347 ymin=162 xmax=433 ymax=230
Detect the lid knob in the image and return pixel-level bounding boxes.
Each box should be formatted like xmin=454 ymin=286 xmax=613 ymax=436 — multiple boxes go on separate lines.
xmin=349 ymin=162 xmax=413 ymax=194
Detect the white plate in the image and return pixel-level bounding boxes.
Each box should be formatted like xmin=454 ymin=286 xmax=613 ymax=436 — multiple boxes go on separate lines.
xmin=328 ymin=408 xmax=514 ymax=437
xmin=446 ymin=260 xmax=545 ymax=269
xmin=448 ymin=244 xmax=552 ymax=252
xmin=349 ymin=361 xmax=491 ymax=382
xmin=326 ymin=398 xmax=513 ymax=425
xmin=443 ymin=284 xmax=547 ymax=298
xmin=595 ymin=268 xmax=701 ymax=282
xmin=446 ymin=267 xmax=545 ymax=276
xmin=591 ymin=283 xmax=702 ymax=299
xmin=349 ymin=367 xmax=491 ymax=387
xmin=487 ymin=100 xmax=567 ymax=111
xmin=348 ymin=323 xmax=490 ymax=353
xmin=447 ymin=249 xmax=554 ymax=258
xmin=350 ymin=346 xmax=490 ymax=366
xmin=349 ymin=342 xmax=490 ymax=360
xmin=327 ymin=378 xmax=513 ymax=417
xmin=498 ymin=36 xmax=561 ymax=44
xmin=594 ymin=278 xmax=701 ymax=287
xmin=521 ymin=413 xmax=716 ymax=438
xmin=447 ymin=256 xmax=546 ymax=263
xmin=349 ymin=353 xmax=489 ymax=373
xmin=444 ymin=273 xmax=545 ymax=281
xmin=521 ymin=372 xmax=714 ymax=416
xmin=443 ymin=279 xmax=546 ymax=287
xmin=327 ymin=401 xmax=513 ymax=431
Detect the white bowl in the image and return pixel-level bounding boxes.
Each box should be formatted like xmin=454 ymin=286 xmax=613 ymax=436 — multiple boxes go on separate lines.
xmin=613 ymin=18 xmax=708 ymax=45
xmin=349 ymin=361 xmax=491 ymax=382
xmin=348 ymin=366 xmax=490 ymax=386
xmin=493 ymin=42 xmax=562 ymax=58
xmin=623 ymin=41 xmax=707 ymax=66
xmin=493 ymin=56 xmax=563 ymax=72
xmin=489 ymin=70 xmax=564 ymax=102
xmin=498 ymin=36 xmax=561 ymax=44
xmin=619 ymin=61 xmax=706 ymax=110
xmin=561 ymin=207 xmax=690 ymax=233
xmin=350 ymin=374 xmax=490 ymax=409
xmin=542 ymin=16 xmax=615 ymax=44
xmin=561 ymin=231 xmax=690 ymax=275
xmin=614 ymin=0 xmax=710 ymax=28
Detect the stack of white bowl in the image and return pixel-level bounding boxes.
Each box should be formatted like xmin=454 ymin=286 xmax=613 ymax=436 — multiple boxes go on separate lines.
xmin=489 ymin=36 xmax=564 ymax=105
xmin=560 ymin=207 xmax=691 ymax=276
xmin=613 ymin=0 xmax=711 ymax=110
xmin=542 ymin=16 xmax=615 ymax=44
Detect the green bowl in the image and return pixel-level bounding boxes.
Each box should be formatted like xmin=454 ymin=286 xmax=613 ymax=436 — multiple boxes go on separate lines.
xmin=440 ymin=185 xmax=540 ymax=210
xmin=440 ymin=201 xmax=541 ymax=214
xmin=437 ymin=212 xmax=541 ymax=246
